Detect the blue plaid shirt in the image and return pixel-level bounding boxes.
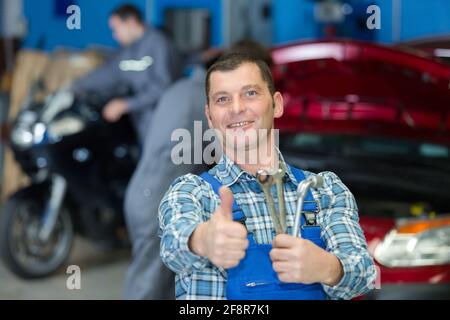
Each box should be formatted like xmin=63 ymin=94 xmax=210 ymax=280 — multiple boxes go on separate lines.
xmin=158 ymin=153 xmax=376 ymax=300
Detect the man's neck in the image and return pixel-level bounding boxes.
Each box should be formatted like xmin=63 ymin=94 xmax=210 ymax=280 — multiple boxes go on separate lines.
xmin=225 ymin=140 xmax=279 ymax=177
xmin=237 ymin=157 xmax=277 ymax=177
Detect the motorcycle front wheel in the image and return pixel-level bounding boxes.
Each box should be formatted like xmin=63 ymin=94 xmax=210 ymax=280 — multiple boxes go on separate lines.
xmin=0 ymin=184 xmax=74 ymax=279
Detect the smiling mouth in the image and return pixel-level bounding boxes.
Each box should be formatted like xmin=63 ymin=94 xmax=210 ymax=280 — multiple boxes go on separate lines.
xmin=227 ymin=121 xmax=254 ymax=129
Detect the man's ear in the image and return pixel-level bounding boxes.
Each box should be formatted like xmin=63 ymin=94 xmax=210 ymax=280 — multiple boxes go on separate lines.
xmin=273 ymin=92 xmax=284 ymax=119
xmin=204 ymin=104 xmax=213 ymax=129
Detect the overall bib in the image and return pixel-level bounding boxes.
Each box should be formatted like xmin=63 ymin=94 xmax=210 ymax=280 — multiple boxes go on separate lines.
xmin=200 ymin=166 xmax=327 ymax=300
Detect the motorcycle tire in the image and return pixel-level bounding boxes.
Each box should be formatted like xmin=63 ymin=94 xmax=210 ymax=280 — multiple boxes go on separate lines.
xmin=0 ymin=185 xmax=74 ymax=279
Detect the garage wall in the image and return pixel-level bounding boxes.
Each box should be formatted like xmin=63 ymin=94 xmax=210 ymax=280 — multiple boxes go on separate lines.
xmin=19 ymin=0 xmax=450 ymax=51
xmin=273 ymin=0 xmax=450 ymax=44
xmin=21 ymin=0 xmax=146 ymax=51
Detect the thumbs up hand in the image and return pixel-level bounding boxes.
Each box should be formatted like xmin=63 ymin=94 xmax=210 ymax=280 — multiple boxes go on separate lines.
xmin=188 ymin=187 xmax=248 ymax=269
xmin=214 ymin=187 xmax=235 ymax=221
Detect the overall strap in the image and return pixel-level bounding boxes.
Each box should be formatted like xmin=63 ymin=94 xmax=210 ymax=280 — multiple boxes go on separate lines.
xmin=289 ymin=166 xmax=318 ymax=212
xmin=199 ymin=172 xmax=245 ymax=222
xmin=289 ymin=166 xmax=323 ymax=241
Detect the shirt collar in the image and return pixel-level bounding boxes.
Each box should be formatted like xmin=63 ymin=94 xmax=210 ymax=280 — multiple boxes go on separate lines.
xmin=211 ymin=148 xmax=299 ymax=187
xmin=279 ymin=150 xmax=301 ymax=186
xmin=211 ymin=153 xmax=246 ymax=187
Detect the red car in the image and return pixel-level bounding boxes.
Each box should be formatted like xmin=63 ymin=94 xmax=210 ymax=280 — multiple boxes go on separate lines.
xmin=273 ymin=39 xmax=450 ymax=299
xmin=395 ymin=35 xmax=450 ymax=66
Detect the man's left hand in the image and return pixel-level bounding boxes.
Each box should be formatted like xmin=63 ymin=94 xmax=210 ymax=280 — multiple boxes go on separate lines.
xmin=270 ymin=234 xmax=343 ymax=286
xmin=102 ymin=99 xmax=128 ymax=122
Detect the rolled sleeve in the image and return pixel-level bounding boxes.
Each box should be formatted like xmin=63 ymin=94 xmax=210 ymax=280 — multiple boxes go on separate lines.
xmin=158 ymin=175 xmax=210 ymax=274
xmin=125 ymin=37 xmax=175 ymax=113
xmin=317 ymin=171 xmax=377 ymax=300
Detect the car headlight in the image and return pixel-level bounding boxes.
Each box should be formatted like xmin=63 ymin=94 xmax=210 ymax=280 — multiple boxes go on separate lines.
xmin=374 ymin=216 xmax=450 ymax=267
xmin=10 ymin=111 xmax=38 ymax=149
xmin=47 ymin=116 xmax=85 ymax=139
xmin=33 ymin=122 xmax=47 ymax=144
xmin=11 ymin=126 xmax=34 ymax=149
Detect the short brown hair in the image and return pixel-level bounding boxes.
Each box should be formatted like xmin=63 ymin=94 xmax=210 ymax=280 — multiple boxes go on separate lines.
xmin=205 ymin=52 xmax=275 ymax=105
xmin=111 ymin=4 xmax=143 ymax=23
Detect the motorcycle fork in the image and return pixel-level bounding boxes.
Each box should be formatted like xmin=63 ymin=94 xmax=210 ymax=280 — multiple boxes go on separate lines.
xmin=38 ymin=174 xmax=67 ymax=242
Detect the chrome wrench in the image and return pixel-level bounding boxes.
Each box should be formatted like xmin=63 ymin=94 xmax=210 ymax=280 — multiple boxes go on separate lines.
xmin=292 ymin=175 xmax=323 ymax=238
xmin=256 ymin=169 xmax=283 ymax=235
xmin=272 ymin=163 xmax=287 ymax=233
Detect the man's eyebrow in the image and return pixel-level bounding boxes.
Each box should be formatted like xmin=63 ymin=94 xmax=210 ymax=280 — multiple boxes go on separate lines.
xmin=210 ymin=85 xmax=263 ymax=99
xmin=211 ymin=91 xmax=229 ymax=99
xmin=241 ymin=84 xmax=263 ymax=91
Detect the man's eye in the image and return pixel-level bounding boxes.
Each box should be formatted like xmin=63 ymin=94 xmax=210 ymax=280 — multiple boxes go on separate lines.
xmin=217 ymin=96 xmax=229 ymax=103
xmin=245 ymin=90 xmax=258 ymax=97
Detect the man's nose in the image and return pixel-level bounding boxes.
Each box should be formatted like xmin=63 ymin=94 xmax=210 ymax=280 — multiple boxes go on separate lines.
xmin=231 ymin=97 xmax=246 ymax=114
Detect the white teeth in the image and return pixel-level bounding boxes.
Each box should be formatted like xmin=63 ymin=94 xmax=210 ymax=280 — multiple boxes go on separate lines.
xmin=228 ymin=121 xmax=251 ymax=128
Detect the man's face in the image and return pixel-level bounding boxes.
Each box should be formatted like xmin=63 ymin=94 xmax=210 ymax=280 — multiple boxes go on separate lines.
xmin=205 ymin=62 xmax=283 ymax=156
xmin=108 ymin=15 xmax=136 ymax=46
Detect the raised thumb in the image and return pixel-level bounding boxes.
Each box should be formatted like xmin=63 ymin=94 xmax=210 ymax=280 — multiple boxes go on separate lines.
xmin=217 ymin=186 xmax=234 ymax=220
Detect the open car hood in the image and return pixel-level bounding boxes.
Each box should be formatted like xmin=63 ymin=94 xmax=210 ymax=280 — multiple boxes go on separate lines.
xmin=272 ymin=39 xmax=450 ymax=145
xmin=394 ymin=35 xmax=450 ymax=63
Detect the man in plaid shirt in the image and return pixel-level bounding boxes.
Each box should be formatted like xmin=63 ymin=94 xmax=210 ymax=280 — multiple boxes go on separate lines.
xmin=158 ymin=53 xmax=377 ymax=300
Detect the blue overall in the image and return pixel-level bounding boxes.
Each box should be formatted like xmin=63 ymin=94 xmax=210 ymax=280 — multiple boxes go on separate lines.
xmin=200 ymin=167 xmax=327 ymax=300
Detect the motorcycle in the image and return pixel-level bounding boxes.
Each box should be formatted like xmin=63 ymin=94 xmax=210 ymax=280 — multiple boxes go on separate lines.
xmin=0 ymin=85 xmax=139 ymax=278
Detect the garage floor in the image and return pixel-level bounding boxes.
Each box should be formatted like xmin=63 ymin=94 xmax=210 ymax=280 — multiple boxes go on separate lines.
xmin=0 ymin=236 xmax=130 ymax=299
